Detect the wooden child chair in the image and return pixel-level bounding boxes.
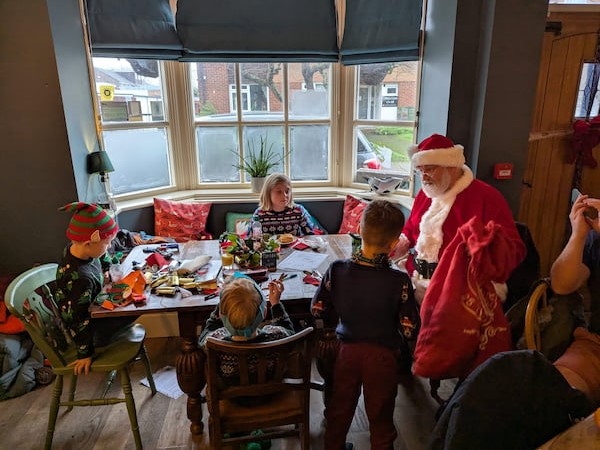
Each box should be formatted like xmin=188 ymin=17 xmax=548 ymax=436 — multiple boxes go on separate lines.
xmin=205 ymin=326 xmax=314 ymax=450
xmin=4 ymin=263 xmax=156 ymax=450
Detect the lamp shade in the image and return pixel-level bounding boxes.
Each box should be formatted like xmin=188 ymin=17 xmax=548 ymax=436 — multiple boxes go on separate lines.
xmin=87 ymin=151 xmax=115 ymax=174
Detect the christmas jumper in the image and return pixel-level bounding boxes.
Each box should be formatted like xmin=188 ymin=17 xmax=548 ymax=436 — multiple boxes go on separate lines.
xmin=54 ymin=245 xmax=105 ymax=359
xmin=252 ymin=203 xmax=320 ymax=236
xmin=401 ymin=167 xmax=525 ymax=276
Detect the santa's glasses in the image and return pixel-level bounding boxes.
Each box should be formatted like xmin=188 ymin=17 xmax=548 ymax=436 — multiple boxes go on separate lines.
xmin=414 ymin=165 xmax=442 ymax=175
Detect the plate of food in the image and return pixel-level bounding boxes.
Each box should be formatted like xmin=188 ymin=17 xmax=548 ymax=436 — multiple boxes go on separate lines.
xmin=276 ymin=233 xmax=297 ymax=247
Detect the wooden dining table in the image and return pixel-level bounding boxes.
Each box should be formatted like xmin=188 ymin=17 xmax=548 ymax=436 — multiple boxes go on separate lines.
xmin=90 ymin=234 xmax=353 ymax=434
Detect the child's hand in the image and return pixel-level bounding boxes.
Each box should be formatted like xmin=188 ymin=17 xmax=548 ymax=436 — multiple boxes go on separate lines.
xmin=268 ymin=279 xmax=284 ymax=305
xmin=68 ymin=357 xmax=92 ymax=376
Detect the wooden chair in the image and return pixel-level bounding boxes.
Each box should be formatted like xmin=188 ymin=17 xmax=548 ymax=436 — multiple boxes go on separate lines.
xmin=4 ymin=263 xmax=156 ymax=450
xmin=524 ymin=279 xmax=550 ymax=351
xmin=205 ymin=326 xmax=314 ymax=450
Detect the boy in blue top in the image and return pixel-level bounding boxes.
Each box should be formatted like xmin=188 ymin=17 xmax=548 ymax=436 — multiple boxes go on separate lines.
xmin=311 ymin=199 xmax=420 ymax=450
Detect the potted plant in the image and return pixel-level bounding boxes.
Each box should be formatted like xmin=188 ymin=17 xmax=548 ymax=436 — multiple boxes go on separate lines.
xmin=232 ymin=135 xmax=286 ymax=193
xmin=219 ymin=232 xmax=280 ymax=268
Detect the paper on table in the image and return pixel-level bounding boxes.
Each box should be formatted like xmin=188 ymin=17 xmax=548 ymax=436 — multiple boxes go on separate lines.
xmin=277 ymin=250 xmax=328 ymax=272
xmin=267 ymin=272 xmax=304 ymax=300
xmin=140 ymin=365 xmax=183 ymax=399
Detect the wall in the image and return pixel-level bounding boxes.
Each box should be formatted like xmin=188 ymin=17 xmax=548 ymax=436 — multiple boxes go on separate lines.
xmin=0 ymin=0 xmax=78 ymax=273
xmin=419 ymin=0 xmax=547 ymax=215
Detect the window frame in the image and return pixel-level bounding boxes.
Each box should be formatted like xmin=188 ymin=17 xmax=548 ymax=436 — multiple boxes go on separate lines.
xmin=98 ymin=60 xmax=418 ymax=203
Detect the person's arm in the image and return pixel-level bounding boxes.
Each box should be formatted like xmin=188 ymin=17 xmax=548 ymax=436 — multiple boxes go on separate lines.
xmin=267 ymin=279 xmax=294 ymax=333
xmin=198 ymin=305 xmax=224 ymax=348
xmin=297 ymin=204 xmax=317 ymax=236
xmin=551 ymin=195 xmax=595 ymax=294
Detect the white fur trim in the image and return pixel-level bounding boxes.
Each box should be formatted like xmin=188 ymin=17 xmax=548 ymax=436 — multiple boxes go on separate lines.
xmin=412 ymin=145 xmax=465 ymax=168
xmin=415 ymin=166 xmax=473 ymax=263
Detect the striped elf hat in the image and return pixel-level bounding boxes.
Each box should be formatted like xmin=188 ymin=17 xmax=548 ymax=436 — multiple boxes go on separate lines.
xmin=59 ymin=202 xmax=118 ymax=242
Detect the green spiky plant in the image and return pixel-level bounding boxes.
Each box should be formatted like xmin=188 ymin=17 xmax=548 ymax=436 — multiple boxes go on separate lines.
xmin=232 ymin=135 xmax=286 ymax=178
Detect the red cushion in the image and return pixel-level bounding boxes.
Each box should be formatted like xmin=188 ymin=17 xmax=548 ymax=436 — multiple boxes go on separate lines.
xmin=338 ymin=195 xmax=368 ymax=234
xmin=154 ymin=198 xmax=212 ymax=242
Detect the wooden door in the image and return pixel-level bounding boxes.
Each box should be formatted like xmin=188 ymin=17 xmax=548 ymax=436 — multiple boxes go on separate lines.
xmin=520 ymin=11 xmax=600 ymax=276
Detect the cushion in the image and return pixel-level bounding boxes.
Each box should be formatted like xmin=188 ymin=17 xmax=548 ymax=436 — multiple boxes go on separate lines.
xmin=338 ymin=195 xmax=368 ymax=234
xmin=554 ymin=327 xmax=600 ymax=405
xmin=154 ymin=198 xmax=212 ymax=242
xmin=225 ymin=212 xmax=254 ymax=237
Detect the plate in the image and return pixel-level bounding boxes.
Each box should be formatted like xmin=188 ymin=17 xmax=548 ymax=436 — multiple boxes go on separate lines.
xmin=276 ymin=234 xmax=297 ymax=247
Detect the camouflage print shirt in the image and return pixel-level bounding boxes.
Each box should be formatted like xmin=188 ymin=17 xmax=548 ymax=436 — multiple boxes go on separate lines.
xmin=54 ymin=245 xmax=104 ymax=359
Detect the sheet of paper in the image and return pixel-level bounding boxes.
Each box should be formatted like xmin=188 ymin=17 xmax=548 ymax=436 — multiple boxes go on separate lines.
xmin=266 ymin=272 xmax=304 ymax=300
xmin=277 ymin=250 xmax=328 ymax=272
xmin=140 ymin=365 xmax=183 ymax=399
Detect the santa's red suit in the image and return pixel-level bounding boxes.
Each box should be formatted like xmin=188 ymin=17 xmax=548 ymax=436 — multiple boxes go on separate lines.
xmin=402 ymin=166 xmax=525 ymax=277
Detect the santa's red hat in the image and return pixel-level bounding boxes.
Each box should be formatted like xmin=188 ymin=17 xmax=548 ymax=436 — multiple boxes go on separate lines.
xmin=409 ymin=134 xmax=465 ymax=168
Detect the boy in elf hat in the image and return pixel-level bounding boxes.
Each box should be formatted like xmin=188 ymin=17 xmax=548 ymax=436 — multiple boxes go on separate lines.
xmin=54 ymin=202 xmax=127 ymax=376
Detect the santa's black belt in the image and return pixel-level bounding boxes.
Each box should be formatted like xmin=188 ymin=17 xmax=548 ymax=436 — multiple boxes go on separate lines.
xmin=415 ymin=259 xmax=437 ymax=279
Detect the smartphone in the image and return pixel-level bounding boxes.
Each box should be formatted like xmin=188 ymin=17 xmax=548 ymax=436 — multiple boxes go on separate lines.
xmin=571 ymin=188 xmax=598 ymax=219
xmin=571 ymin=188 xmax=582 ymax=204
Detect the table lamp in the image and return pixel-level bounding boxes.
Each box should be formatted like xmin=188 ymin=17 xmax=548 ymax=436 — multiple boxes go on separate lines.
xmin=87 ymin=150 xmax=115 ymax=210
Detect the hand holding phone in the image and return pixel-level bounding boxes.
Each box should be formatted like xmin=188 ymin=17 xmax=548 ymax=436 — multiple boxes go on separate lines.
xmin=571 ymin=188 xmax=598 ymax=219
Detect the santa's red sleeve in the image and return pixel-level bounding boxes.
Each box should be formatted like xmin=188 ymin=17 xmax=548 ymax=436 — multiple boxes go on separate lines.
xmin=413 ymin=217 xmax=519 ymax=380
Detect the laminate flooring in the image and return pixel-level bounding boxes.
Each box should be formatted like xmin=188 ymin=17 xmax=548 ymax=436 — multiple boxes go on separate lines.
xmin=0 ymin=337 xmax=455 ymax=450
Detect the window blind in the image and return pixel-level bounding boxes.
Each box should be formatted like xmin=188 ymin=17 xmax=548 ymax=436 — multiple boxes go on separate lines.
xmin=340 ymin=0 xmax=423 ymax=65
xmin=86 ymin=0 xmax=183 ymax=60
xmin=176 ymin=0 xmax=338 ymax=62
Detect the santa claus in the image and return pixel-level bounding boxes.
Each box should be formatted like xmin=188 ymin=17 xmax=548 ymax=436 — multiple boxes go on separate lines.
xmin=392 ymin=133 xmax=526 ymax=301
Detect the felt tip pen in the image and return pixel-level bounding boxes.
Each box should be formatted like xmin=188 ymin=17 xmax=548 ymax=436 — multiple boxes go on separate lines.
xmin=204 ymin=293 xmax=218 ymax=301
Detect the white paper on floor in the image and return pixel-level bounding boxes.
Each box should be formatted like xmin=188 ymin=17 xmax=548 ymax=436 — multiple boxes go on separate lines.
xmin=141 ymin=365 xmax=184 ymax=399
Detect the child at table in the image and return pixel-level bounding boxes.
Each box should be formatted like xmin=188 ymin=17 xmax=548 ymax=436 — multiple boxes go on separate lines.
xmin=54 ymin=202 xmax=131 ymax=376
xmin=252 ymin=173 xmax=323 ymax=236
xmin=198 ymin=273 xmax=295 ymax=379
xmin=311 ymin=199 xmax=420 ymax=450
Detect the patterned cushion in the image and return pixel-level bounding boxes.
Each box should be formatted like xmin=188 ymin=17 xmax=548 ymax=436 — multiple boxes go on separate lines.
xmin=154 ymin=198 xmax=212 ymax=242
xmin=338 ymin=195 xmax=368 ymax=234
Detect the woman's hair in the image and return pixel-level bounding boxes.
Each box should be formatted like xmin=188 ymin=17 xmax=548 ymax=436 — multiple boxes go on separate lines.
xmin=360 ymin=200 xmax=405 ymax=248
xmin=259 ymin=173 xmax=293 ymax=210
xmin=219 ymin=277 xmax=262 ymax=329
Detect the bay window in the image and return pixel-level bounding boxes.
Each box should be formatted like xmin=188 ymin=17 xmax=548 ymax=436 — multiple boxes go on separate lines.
xmin=92 ymin=58 xmax=418 ymax=198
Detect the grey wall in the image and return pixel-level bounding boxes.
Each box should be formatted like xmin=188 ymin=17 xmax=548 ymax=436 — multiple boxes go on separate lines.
xmin=419 ymin=0 xmax=547 ymax=215
xmin=0 ymin=0 xmax=78 ymax=273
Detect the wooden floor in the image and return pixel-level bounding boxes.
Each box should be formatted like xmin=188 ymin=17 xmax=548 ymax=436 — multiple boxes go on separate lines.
xmin=0 ymin=337 xmax=454 ymax=450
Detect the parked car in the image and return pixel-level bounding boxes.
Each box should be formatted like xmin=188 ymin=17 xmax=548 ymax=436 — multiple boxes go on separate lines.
xmin=356 ymin=129 xmax=383 ymax=170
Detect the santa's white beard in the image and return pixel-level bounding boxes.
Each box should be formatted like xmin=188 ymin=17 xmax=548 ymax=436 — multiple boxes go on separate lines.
xmin=421 ymin=170 xmax=452 ymax=198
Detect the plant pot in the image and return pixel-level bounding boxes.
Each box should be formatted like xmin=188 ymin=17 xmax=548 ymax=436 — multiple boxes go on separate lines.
xmin=250 ymin=177 xmax=266 ymax=193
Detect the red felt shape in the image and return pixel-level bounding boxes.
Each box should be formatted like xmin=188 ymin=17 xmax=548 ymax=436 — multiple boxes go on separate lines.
xmin=154 ymin=198 xmax=212 ymax=242
xmin=145 ymin=252 xmax=169 ymax=268
xmin=292 ymin=241 xmax=310 ymax=250
xmin=303 ymin=275 xmax=321 ymax=286
xmin=338 ymin=195 xmax=368 ymax=234
xmin=413 ymin=217 xmax=523 ymax=380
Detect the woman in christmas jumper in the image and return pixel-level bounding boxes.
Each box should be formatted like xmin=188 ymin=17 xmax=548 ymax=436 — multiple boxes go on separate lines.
xmin=252 ymin=173 xmax=322 ymax=236
xmin=311 ymin=200 xmax=420 ymax=450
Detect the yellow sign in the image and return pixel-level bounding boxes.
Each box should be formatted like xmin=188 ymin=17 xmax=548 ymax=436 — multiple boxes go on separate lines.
xmin=99 ymin=85 xmax=114 ymax=101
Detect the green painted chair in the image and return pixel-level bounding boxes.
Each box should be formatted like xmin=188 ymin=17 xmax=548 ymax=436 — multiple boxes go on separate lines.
xmin=4 ymin=263 xmax=156 ymax=450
